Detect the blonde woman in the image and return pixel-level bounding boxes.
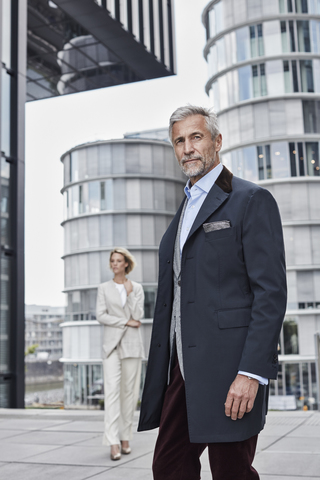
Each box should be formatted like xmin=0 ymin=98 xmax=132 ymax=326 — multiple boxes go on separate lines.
xmin=96 ymin=247 xmax=145 ymax=460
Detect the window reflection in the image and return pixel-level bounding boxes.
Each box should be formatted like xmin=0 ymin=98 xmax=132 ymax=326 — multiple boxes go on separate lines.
xmin=297 ymin=20 xmax=311 ymax=52
xmin=283 ymin=318 xmax=299 ymax=354
xmin=303 ymin=100 xmax=320 ymax=133
xmin=306 ymin=142 xmax=320 ymax=176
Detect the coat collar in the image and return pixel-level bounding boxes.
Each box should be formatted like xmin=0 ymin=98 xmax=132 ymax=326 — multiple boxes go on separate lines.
xmin=186 ymin=165 xmax=233 ymax=242
xmin=161 ymin=166 xmax=233 ymax=255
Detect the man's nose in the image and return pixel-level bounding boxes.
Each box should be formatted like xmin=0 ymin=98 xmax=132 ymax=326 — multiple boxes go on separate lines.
xmin=184 ymin=139 xmax=194 ymax=155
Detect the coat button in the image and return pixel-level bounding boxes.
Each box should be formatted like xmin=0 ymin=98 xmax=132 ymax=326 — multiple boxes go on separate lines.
xmin=157 ymin=344 xmax=161 ymax=347
xmin=163 ymin=303 xmax=167 ymax=307
xmin=167 ymin=260 xmax=171 ymax=264
xmin=178 ymin=280 xmax=181 ymax=286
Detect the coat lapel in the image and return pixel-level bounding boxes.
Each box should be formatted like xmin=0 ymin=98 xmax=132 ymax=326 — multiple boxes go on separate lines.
xmin=161 ymin=197 xmax=187 ymax=261
xmin=186 ymin=166 xmax=233 ymax=243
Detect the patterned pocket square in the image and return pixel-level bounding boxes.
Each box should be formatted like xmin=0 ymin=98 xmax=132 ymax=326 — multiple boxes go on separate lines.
xmin=203 ymin=220 xmax=231 ymax=233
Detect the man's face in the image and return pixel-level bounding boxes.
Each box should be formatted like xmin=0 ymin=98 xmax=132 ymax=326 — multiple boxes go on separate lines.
xmin=172 ymin=114 xmax=222 ymax=185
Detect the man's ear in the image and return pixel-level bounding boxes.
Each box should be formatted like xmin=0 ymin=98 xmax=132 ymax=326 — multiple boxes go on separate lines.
xmin=215 ymin=134 xmax=223 ymax=152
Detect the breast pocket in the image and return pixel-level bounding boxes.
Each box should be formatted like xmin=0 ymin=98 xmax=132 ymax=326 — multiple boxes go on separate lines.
xmin=204 ymin=226 xmax=235 ymax=242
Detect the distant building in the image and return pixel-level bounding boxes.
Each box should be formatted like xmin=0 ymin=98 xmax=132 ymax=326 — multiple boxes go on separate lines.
xmin=25 ymin=305 xmax=64 ymax=360
xmin=0 ymin=0 xmax=176 ymax=408
xmin=203 ymin=0 xmax=320 ymax=409
xmin=60 ymin=137 xmax=185 ymax=407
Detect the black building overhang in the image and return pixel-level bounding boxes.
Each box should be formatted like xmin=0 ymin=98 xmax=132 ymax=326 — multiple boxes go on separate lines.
xmin=27 ymin=0 xmax=175 ymax=101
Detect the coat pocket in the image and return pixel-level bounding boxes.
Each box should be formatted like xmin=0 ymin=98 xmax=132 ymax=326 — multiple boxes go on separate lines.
xmin=218 ymin=307 xmax=251 ymax=329
xmin=204 ymin=226 xmax=235 ymax=242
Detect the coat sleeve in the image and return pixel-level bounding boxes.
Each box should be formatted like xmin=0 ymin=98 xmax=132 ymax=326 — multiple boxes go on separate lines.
xmin=126 ymin=284 xmax=145 ymax=320
xmin=238 ymin=187 xmax=287 ymax=379
xmin=96 ymin=285 xmax=128 ymax=328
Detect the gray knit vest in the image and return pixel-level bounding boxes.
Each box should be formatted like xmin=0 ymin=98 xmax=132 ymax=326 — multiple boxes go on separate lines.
xmin=168 ymin=199 xmax=188 ymax=382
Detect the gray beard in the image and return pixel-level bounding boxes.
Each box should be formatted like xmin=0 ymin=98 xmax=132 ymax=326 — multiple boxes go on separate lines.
xmin=180 ymin=155 xmax=214 ymax=179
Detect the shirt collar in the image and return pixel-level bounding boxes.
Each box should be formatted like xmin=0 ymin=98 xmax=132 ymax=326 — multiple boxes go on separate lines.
xmin=184 ymin=162 xmax=223 ymax=199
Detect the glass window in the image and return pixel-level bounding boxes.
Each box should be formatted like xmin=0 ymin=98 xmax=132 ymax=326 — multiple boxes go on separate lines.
xmin=303 ymin=100 xmax=320 ymax=133
xmin=297 ymin=21 xmax=311 ymax=52
xmin=88 ymin=252 xmax=100 ymax=285
xmin=144 ymin=287 xmax=157 ymax=319
xmin=88 ymin=216 xmax=100 ymax=247
xmin=71 ymin=185 xmax=79 ymax=217
xmin=306 ymin=142 xmax=320 ymax=176
xmin=283 ymin=318 xmax=299 ymax=354
xmin=267 ymin=60 xmax=284 ymax=96
xmin=127 ymin=215 xmax=141 ymax=246
xmin=285 ymin=363 xmax=300 ymax=398
xmin=289 ymin=142 xmax=297 ymax=176
xmin=298 ymin=142 xmax=305 ymax=175
xmin=295 ymin=0 xmax=308 ymax=12
xmin=1 ymin=0 xmax=11 ymax=67
xmin=292 ymin=60 xmax=299 ymax=92
xmin=126 ymin=144 xmax=140 ymax=173
xmin=70 ymin=151 xmax=79 ymax=182
xmin=264 ymin=21 xmax=282 ymax=56
xmin=1 ymin=69 xmax=11 ymax=156
xmin=257 ymin=146 xmax=265 ymax=180
xmin=153 ymin=146 xmax=165 ymax=176
xmin=141 ymin=216 xmax=155 ymax=245
xmin=289 ymin=20 xmax=296 ymax=51
xmin=279 ymin=0 xmax=286 ymax=12
xmin=216 ymin=37 xmax=226 ymax=72
xmin=236 ymin=27 xmax=250 ymax=62
xmin=99 ymin=144 xmax=112 ymax=175
xmin=139 ymin=144 xmax=153 ymax=174
xmin=112 ymin=144 xmax=126 ymax=174
xmin=300 ymin=60 xmax=314 ymax=93
xmin=86 ymin=146 xmax=99 ymax=177
xmin=238 ymin=65 xmax=252 ymax=101
xmin=310 ymin=20 xmax=320 ymax=53
xmin=208 ymin=45 xmax=218 ymax=78
xmin=243 ymin=147 xmax=258 ymax=181
xmin=208 ymin=7 xmax=216 ymax=38
xmin=100 ymin=215 xmax=113 ymax=246
xmin=271 ymin=142 xmax=290 ymax=178
xmin=113 ymin=214 xmax=127 ymax=244
xmin=215 ymin=1 xmax=224 ymax=35
xmin=88 ymin=182 xmax=100 ymax=213
xmin=281 ymin=21 xmax=289 ymax=52
xmin=283 ymin=60 xmax=292 ymax=92
xmin=314 ymin=59 xmax=320 ymax=93
xmin=309 ymin=0 xmax=320 ymax=13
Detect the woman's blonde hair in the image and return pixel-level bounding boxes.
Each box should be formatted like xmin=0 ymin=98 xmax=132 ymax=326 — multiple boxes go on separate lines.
xmin=109 ymin=247 xmax=136 ymax=274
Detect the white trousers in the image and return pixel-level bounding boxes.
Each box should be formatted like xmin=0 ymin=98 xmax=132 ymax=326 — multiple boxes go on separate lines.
xmin=102 ymin=348 xmax=141 ymax=446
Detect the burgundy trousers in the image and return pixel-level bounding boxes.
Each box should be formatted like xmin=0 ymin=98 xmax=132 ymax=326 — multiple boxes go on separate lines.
xmin=152 ymin=356 xmax=260 ymax=480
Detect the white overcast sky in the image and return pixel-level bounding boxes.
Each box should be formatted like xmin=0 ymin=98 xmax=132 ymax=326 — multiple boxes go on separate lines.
xmin=25 ymin=0 xmax=211 ymax=306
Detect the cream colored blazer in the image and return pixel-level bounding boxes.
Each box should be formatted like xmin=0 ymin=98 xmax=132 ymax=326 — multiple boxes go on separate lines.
xmin=96 ymin=280 xmax=145 ymax=359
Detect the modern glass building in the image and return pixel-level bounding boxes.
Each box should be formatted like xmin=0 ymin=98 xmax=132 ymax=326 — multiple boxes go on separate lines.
xmin=60 ymin=138 xmax=185 ymax=407
xmin=203 ymin=0 xmax=320 ymax=409
xmin=0 ymin=0 xmax=176 ymax=409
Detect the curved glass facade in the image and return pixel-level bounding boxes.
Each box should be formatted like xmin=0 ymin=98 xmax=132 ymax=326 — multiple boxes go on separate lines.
xmin=204 ymin=0 xmax=320 ymax=409
xmin=62 ymin=139 xmax=185 ymax=321
xmin=204 ymin=0 xmax=320 ymax=40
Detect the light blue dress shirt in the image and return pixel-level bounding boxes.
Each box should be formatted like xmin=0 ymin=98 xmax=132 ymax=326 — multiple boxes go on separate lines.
xmin=180 ymin=163 xmax=268 ymax=386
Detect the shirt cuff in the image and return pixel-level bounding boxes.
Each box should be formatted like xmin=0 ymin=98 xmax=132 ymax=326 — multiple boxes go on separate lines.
xmin=238 ymin=371 xmax=268 ymax=385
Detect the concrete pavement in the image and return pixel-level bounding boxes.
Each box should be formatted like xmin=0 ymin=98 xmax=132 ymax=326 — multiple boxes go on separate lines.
xmin=0 ymin=408 xmax=319 ymax=479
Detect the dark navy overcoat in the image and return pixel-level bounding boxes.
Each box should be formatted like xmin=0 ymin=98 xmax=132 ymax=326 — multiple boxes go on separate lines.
xmin=138 ymin=166 xmax=287 ymax=443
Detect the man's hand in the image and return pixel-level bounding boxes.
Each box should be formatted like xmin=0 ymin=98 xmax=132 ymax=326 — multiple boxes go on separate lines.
xmin=126 ymin=319 xmax=141 ymax=328
xmin=225 ymin=374 xmax=259 ymax=421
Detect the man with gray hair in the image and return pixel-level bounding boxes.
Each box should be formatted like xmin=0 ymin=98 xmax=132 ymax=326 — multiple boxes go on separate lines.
xmin=138 ymin=106 xmax=287 ymax=479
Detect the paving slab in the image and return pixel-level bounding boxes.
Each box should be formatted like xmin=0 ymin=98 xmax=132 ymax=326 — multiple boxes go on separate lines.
xmin=0 ymin=443 xmax=61 ymax=462
xmin=4 ymin=430 xmax=99 ymax=446
xmin=0 ymin=463 xmax=110 ymax=480
xmin=44 ymin=420 xmax=104 ymax=433
xmin=0 ymin=409 xmax=319 ymax=479
xmin=253 ymin=451 xmax=320 ymax=477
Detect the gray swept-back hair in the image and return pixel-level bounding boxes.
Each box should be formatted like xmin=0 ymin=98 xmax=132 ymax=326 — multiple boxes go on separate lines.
xmin=169 ymin=105 xmax=220 ymax=144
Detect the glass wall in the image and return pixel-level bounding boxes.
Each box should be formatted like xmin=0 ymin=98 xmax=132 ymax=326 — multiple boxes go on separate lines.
xmin=205 ymin=0 xmax=320 ymax=40
xmin=63 ymin=179 xmax=182 ymax=220
xmin=210 ymin=58 xmax=320 ymax=112
xmin=207 ymin=19 xmax=320 ymax=81
xmin=222 ymin=140 xmax=320 ymax=180
xmin=63 ymin=142 xmax=184 ymax=186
